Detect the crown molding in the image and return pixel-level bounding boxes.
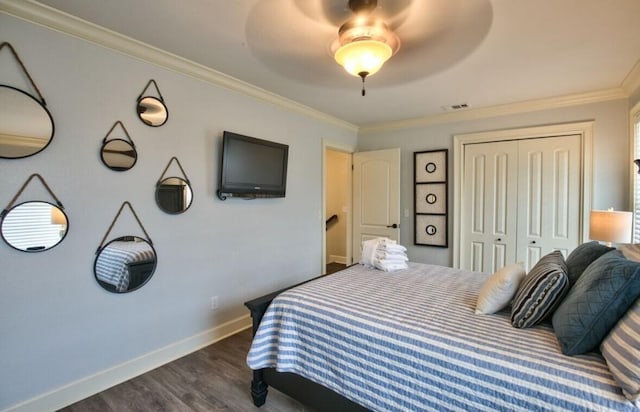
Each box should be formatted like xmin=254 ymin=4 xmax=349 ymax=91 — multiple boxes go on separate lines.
xmin=359 ymin=88 xmax=628 ymax=135
xmin=0 ymin=0 xmax=358 ymax=133
xmin=622 ymin=58 xmax=640 ymax=96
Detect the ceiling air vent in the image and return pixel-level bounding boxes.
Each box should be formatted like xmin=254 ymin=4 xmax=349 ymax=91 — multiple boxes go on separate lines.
xmin=441 ymin=103 xmax=470 ymax=111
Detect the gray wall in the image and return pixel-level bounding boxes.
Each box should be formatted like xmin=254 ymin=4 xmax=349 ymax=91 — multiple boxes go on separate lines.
xmin=0 ymin=14 xmax=356 ymax=409
xmin=358 ymin=99 xmax=631 ymax=267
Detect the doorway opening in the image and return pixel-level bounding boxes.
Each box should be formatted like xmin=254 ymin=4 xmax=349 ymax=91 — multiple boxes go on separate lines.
xmin=324 ymin=147 xmax=352 ymax=274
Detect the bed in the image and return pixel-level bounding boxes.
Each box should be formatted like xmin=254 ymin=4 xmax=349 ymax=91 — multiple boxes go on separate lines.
xmin=246 ymin=262 xmax=638 ymax=411
xmin=94 ymin=238 xmax=156 ymax=292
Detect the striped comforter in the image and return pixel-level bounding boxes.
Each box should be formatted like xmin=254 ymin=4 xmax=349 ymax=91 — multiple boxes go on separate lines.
xmin=247 ymin=263 xmax=638 ymax=411
xmin=94 ymin=240 xmax=154 ymax=292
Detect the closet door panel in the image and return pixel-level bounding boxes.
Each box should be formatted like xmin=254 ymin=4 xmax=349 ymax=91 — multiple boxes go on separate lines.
xmin=461 ymin=141 xmax=518 ymax=273
xmin=517 ymin=135 xmax=581 ymax=269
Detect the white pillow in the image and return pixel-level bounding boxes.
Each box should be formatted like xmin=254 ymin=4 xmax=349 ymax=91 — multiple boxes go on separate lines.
xmin=475 ymin=263 xmax=526 ymax=315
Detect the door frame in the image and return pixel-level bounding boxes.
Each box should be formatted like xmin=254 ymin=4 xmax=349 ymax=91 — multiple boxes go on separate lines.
xmin=322 ymin=140 xmax=354 ymax=274
xmin=452 ymin=121 xmax=594 ymax=269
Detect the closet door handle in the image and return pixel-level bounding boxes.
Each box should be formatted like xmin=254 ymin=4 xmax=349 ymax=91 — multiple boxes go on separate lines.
xmin=531 ymin=240 xmax=537 ymax=244
xmin=496 ymin=238 xmax=502 ymax=242
xmin=386 ymin=223 xmax=398 ymax=229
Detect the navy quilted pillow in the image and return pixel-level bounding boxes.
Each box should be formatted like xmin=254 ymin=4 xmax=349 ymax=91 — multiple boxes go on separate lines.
xmin=565 ymin=241 xmax=615 ymax=287
xmin=511 ymin=250 xmax=569 ymax=328
xmin=552 ymin=250 xmax=640 ymax=356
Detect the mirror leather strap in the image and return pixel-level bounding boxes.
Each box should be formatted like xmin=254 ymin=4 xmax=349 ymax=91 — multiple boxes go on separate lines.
xmin=0 ymin=42 xmax=47 ymax=106
xmin=96 ymin=201 xmax=152 ymax=254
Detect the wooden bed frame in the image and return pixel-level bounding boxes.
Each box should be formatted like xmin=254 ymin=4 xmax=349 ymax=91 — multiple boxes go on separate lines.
xmin=244 ymin=274 xmax=369 ymax=411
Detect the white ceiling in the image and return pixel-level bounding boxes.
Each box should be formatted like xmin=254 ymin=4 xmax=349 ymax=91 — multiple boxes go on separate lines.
xmin=34 ymin=0 xmax=640 ymax=126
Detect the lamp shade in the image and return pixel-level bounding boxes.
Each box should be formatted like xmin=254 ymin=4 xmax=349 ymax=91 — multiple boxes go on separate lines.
xmin=589 ymin=210 xmax=632 ymax=244
xmin=334 ymin=39 xmax=392 ymax=77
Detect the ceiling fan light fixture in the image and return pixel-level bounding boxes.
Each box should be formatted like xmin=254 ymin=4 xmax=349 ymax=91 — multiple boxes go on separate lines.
xmin=334 ymin=39 xmax=392 ymax=78
xmin=333 ymin=1 xmax=400 ymax=95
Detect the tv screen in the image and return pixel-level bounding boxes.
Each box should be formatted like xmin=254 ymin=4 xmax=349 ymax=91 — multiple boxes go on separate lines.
xmin=217 ymin=131 xmax=288 ymax=199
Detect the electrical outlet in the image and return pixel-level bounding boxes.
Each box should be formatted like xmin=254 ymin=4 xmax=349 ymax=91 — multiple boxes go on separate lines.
xmin=210 ymin=296 xmax=219 ymax=310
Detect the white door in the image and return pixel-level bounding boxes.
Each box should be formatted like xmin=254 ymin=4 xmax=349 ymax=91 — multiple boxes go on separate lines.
xmin=461 ymin=141 xmax=519 ymax=273
xmin=460 ymin=135 xmax=582 ymax=272
xmin=352 ymin=148 xmax=401 ymax=263
xmin=516 ymin=135 xmax=581 ymax=270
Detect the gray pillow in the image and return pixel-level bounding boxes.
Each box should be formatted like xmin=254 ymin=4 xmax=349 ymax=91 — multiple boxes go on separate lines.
xmin=511 ymin=250 xmax=569 ymax=328
xmin=565 ymin=241 xmax=615 ymax=287
xmin=552 ymin=250 xmax=640 ymax=356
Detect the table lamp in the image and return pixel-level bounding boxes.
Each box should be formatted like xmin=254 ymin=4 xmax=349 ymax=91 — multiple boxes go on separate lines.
xmin=589 ymin=209 xmax=632 ymax=246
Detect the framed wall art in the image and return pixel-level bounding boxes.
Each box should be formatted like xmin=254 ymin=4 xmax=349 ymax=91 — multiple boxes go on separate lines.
xmin=414 ymin=149 xmax=448 ymax=247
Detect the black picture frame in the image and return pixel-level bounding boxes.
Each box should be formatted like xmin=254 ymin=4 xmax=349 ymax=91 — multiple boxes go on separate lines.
xmin=414 ymin=149 xmax=448 ymax=247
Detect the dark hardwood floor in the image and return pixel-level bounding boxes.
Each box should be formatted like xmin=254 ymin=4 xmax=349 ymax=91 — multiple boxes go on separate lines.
xmin=59 ymin=328 xmax=310 ymax=412
xmin=325 ymin=262 xmax=346 ymax=275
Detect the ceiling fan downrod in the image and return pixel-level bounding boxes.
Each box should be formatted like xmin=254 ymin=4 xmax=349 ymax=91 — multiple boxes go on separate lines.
xmin=351 ymin=0 xmax=376 ymax=96
xmin=348 ymin=0 xmax=377 ymax=13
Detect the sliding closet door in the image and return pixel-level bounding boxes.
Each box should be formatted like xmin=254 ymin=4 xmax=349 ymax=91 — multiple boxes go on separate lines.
xmin=461 ymin=141 xmax=518 ymax=273
xmin=516 ymin=135 xmax=581 ymax=270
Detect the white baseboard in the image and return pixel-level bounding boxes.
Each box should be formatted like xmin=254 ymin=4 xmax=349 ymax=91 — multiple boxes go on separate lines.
xmin=3 ymin=315 xmax=252 ymax=412
xmin=329 ymin=255 xmax=347 ymax=264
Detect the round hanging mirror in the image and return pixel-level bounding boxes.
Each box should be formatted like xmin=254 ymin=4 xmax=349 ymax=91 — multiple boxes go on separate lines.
xmin=156 ymin=177 xmax=193 ymax=214
xmin=137 ymin=96 xmax=168 ymax=127
xmin=101 ymin=139 xmax=137 ymax=171
xmin=0 ymin=85 xmax=54 ymax=159
xmin=94 ymin=235 xmax=157 ymax=293
xmin=0 ymin=201 xmax=68 ymax=252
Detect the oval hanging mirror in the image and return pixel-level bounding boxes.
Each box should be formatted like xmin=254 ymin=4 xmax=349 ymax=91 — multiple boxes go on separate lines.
xmin=155 ymin=157 xmax=193 ymax=214
xmin=136 ymin=79 xmax=168 ymax=127
xmin=1 ymin=201 xmax=68 ymax=252
xmin=1 ymin=174 xmax=69 ymax=252
xmin=94 ymin=236 xmax=157 ymax=293
xmin=0 ymin=43 xmax=55 ymax=159
xmin=100 ymin=121 xmax=137 ymax=171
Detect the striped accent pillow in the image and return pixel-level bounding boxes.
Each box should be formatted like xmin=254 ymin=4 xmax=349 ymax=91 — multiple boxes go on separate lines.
xmin=511 ymin=250 xmax=569 ymax=328
xmin=601 ymin=299 xmax=640 ymax=401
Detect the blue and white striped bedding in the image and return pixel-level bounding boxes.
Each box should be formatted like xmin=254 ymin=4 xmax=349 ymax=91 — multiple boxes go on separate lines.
xmin=94 ymin=240 xmax=154 ymax=292
xmin=247 ymin=263 xmax=638 ymax=411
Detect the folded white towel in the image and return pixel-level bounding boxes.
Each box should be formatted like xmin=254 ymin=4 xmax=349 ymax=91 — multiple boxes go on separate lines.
xmin=375 ymin=251 xmax=408 ymax=261
xmin=374 ymin=259 xmax=408 ymax=272
xmin=377 ymin=237 xmax=397 ymax=245
xmin=359 ymin=238 xmax=380 ymax=267
xmin=377 ymin=243 xmax=407 ymax=253
xmin=360 ymin=237 xmax=409 ymax=270
xmin=376 ymin=248 xmax=407 ymax=256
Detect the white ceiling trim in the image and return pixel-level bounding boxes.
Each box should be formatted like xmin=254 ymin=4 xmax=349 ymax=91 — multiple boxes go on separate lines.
xmin=0 ymin=0 xmax=358 ymax=133
xmin=359 ymin=88 xmax=627 ymax=135
xmin=622 ymin=59 xmax=640 ymax=96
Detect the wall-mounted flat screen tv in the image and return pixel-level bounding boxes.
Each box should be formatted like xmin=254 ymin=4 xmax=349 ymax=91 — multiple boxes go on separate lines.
xmin=217 ymin=131 xmax=288 ymax=200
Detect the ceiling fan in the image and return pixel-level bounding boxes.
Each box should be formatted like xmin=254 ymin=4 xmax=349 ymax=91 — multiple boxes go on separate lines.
xmin=245 ymin=0 xmax=491 ymax=94
xmin=331 ymin=0 xmax=401 ymax=95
